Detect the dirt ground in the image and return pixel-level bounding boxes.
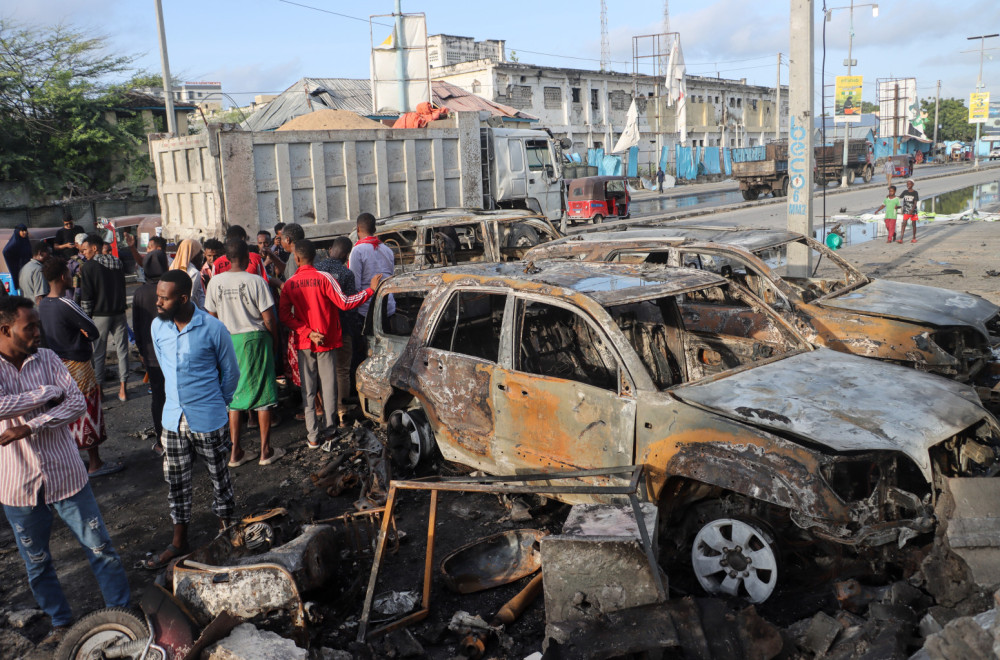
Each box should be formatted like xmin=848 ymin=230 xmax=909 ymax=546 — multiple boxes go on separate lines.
xmin=1 ymin=217 xmax=999 ymax=658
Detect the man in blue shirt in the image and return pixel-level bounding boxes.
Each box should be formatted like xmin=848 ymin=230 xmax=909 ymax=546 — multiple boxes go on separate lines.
xmin=144 ymin=270 xmax=240 ymax=570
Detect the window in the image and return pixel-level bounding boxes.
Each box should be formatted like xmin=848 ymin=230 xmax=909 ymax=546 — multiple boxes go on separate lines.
xmin=525 ymin=139 xmax=552 ymax=173
xmin=382 ymin=290 xmax=428 ymax=336
xmin=751 ymin=99 xmax=758 ymax=111
xmin=737 ymin=98 xmax=742 ymax=108
xmin=508 ymin=141 xmax=524 ymax=172
xmin=515 ymin=300 xmax=618 ymax=391
xmin=729 ymin=98 xmax=736 ymax=107
xmin=543 ymin=86 xmax=563 ymax=110
xmin=610 ymin=298 xmax=683 ymax=389
xmin=590 ymin=88 xmax=599 ymax=111
xmin=471 ymin=79 xmax=482 ymax=94
xmin=715 ymin=96 xmax=719 ymax=104
xmin=609 ymin=90 xmax=630 ymax=111
xmin=429 ymin=291 xmax=506 ymax=362
xmin=571 ymin=87 xmax=581 ymax=104
xmin=520 ymin=75 xmax=526 ymax=83
xmin=508 ymin=85 xmax=533 ymax=109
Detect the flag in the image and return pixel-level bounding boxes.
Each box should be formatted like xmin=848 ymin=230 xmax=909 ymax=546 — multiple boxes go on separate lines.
xmin=375 ymin=30 xmax=395 ymax=50
xmin=666 ymin=36 xmax=687 ymax=145
xmin=612 ymin=99 xmax=641 ymax=154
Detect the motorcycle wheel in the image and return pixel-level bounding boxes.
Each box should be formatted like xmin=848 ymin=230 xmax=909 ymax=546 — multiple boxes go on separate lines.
xmin=55 ymin=607 xmax=159 ymax=660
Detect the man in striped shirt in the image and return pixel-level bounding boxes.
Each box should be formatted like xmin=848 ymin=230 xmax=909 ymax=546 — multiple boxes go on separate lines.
xmin=0 ymin=296 xmax=130 ymax=633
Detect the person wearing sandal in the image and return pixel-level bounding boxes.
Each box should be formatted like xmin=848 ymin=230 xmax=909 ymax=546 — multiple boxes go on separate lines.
xmin=0 ymin=296 xmax=131 ymax=628
xmin=205 ymin=240 xmax=285 ymax=468
xmin=38 ymin=258 xmax=124 ymax=478
xmin=146 ymin=270 xmax=240 ymax=570
xmin=78 ymin=234 xmax=129 ymax=403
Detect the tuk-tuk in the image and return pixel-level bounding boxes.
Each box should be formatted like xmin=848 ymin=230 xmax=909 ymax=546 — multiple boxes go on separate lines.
xmin=889 ymin=155 xmax=912 ymax=178
xmin=566 ymin=176 xmax=630 ymax=225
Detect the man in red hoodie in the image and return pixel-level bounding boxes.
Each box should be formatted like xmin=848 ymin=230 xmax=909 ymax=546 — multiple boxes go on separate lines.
xmin=279 ymin=239 xmax=383 ymax=448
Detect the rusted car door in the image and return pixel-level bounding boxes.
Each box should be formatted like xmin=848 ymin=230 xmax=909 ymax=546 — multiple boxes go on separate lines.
xmin=409 ymin=288 xmax=509 ymax=472
xmin=492 ymin=295 xmax=636 ymax=474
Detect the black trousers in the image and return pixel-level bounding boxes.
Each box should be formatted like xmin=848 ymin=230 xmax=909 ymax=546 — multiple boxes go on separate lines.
xmin=147 ymin=365 xmax=166 ymax=438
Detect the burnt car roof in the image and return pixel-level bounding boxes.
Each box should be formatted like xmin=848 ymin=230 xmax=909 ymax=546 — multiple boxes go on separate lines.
xmin=389 ymin=260 xmax=727 ymax=305
xmin=378 ymin=207 xmax=546 ymax=230
xmin=541 ymin=225 xmax=802 ymax=253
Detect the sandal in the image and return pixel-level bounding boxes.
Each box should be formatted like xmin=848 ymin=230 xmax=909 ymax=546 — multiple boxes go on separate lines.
xmin=228 ymin=450 xmax=259 ymax=468
xmin=142 ymin=543 xmax=189 ymax=571
xmin=259 ymin=446 xmax=286 ymax=466
xmin=88 ymin=461 xmax=126 ymax=478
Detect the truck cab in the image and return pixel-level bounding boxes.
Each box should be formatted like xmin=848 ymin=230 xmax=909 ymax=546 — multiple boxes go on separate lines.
xmin=486 ymin=128 xmax=563 ymax=223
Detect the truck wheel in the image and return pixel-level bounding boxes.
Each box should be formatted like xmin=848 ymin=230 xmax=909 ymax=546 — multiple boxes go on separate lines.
xmin=862 ymin=166 xmax=873 ymax=183
xmin=691 ymin=516 xmax=779 ymax=604
xmin=846 ymin=169 xmax=856 ymax=185
xmin=55 ymin=608 xmax=156 ymax=660
xmin=591 ymin=214 xmax=604 ymax=225
xmin=778 ymin=177 xmax=789 ymax=197
xmin=741 ymin=189 xmax=759 ymax=201
xmin=506 ymin=223 xmax=540 ymax=247
xmin=387 ymin=408 xmax=435 ymax=469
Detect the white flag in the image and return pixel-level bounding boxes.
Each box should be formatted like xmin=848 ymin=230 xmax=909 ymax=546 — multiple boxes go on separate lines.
xmin=612 ymin=99 xmax=641 ymax=154
xmin=666 ymin=37 xmax=687 ymax=145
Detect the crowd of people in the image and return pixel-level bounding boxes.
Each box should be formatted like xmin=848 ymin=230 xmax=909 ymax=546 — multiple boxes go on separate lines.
xmin=0 ymin=213 xmax=394 ymax=644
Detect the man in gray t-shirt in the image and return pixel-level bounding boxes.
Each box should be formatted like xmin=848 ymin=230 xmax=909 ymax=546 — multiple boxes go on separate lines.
xmin=348 ymin=213 xmax=394 ymax=319
xmin=205 ymin=240 xmax=283 ymax=468
xmin=19 ymin=243 xmax=51 ymax=303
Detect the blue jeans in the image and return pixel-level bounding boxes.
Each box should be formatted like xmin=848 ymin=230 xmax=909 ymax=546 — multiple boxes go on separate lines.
xmin=3 ymin=484 xmax=130 ymax=626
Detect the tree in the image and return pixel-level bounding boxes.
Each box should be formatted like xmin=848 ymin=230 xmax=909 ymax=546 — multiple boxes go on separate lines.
xmin=0 ymin=21 xmax=151 ymax=197
xmin=861 ymin=101 xmax=879 ymax=114
xmin=919 ymin=98 xmax=978 ymax=142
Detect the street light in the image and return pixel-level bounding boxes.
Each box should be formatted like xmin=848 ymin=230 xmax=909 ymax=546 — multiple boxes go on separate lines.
xmin=826 ymin=2 xmax=879 ymax=188
xmin=966 ymin=34 xmax=999 ymax=168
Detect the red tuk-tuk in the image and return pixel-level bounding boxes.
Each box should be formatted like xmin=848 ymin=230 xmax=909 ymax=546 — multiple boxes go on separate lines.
xmin=566 ymin=176 xmax=630 ymax=225
xmin=889 ymin=155 xmax=912 ymax=178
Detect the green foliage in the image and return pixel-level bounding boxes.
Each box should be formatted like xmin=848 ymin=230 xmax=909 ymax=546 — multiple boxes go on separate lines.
xmin=861 ymin=101 xmax=879 ymax=114
xmin=920 ymin=98 xmax=978 ymax=142
xmin=0 ymin=20 xmax=156 ymax=197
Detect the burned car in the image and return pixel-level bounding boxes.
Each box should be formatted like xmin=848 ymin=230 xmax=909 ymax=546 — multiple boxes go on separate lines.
xmin=367 ymin=208 xmax=562 ymax=271
xmin=525 ymin=225 xmax=1000 ymax=407
xmin=357 ymin=260 xmax=1000 ymax=603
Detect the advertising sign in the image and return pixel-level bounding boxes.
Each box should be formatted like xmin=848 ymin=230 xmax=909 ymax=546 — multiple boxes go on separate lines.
xmin=970 ymin=92 xmax=990 ymax=123
xmin=834 ymin=76 xmax=863 ymax=123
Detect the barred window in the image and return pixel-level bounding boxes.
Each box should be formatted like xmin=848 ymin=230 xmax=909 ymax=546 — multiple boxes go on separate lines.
xmin=543 ymin=87 xmax=562 ymax=110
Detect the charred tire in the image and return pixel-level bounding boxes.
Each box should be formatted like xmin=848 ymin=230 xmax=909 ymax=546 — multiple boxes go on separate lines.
xmin=506 ymin=223 xmax=540 ymax=248
xmin=591 ymin=214 xmax=604 ymax=225
xmin=55 ymin=607 xmax=158 ymax=660
xmin=862 ymin=165 xmax=874 ymax=183
xmin=691 ymin=516 xmax=779 ymax=604
xmin=846 ymin=169 xmax=856 ymax=185
xmin=740 ymin=189 xmax=759 ymax=201
xmin=387 ymin=407 xmax=434 ymax=469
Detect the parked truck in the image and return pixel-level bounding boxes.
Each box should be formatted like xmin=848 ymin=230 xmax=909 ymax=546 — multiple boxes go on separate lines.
xmin=731 ymin=139 xmax=873 ymax=201
xmin=148 ymin=111 xmax=564 ymax=241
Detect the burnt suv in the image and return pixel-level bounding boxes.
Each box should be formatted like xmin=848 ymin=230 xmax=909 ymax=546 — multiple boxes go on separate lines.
xmin=357 ymin=261 xmax=1000 ymax=603
xmin=525 ymin=225 xmax=1000 ymax=407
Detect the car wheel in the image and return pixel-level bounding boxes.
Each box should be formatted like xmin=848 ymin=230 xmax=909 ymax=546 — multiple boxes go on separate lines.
xmin=846 ymin=169 xmax=856 ymax=185
xmin=741 ymin=189 xmax=759 ymax=201
xmin=387 ymin=407 xmax=434 ymax=469
xmin=591 ymin=214 xmax=604 ymax=225
xmin=691 ymin=516 xmax=778 ymax=603
xmin=55 ymin=608 xmax=157 ymax=660
xmin=862 ymin=165 xmax=873 ymax=183
xmin=506 ymin=223 xmax=540 ymax=248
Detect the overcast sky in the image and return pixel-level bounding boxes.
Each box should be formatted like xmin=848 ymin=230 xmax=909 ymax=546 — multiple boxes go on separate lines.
xmin=5 ymin=0 xmax=999 ymax=109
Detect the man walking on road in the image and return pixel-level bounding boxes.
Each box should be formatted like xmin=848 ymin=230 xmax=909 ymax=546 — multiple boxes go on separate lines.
xmin=875 ymin=186 xmax=901 ymax=244
xmin=898 ymin=179 xmax=920 ymax=243
xmin=145 ymin=270 xmax=240 ymax=570
xmin=279 ymin=240 xmax=381 ymax=448
xmin=79 ymin=234 xmax=129 ymax=402
xmin=0 ymin=296 xmax=130 ymax=638
xmin=656 ymin=167 xmax=666 ymax=191
xmin=206 ymin=240 xmax=283 ymax=468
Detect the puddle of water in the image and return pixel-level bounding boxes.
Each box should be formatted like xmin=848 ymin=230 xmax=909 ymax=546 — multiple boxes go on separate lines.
xmin=633 ymin=189 xmax=746 ymax=213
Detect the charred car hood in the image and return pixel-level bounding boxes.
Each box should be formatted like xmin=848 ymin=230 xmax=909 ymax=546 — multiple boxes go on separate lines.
xmin=673 ymin=349 xmax=988 ymax=479
xmin=818 ymin=279 xmax=998 ymax=337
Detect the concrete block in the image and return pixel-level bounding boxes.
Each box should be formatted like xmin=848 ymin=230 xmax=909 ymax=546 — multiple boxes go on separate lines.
xmin=942 ymin=477 xmax=1000 ymax=589
xmin=801 ymin=611 xmax=841 ymax=656
xmin=203 ymin=623 xmax=307 ymax=660
xmin=6 ymin=609 xmax=43 ymax=629
xmin=540 ymin=502 xmax=663 ymax=624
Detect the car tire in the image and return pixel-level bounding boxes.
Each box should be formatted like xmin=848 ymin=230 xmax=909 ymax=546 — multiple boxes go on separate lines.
xmin=387 ymin=407 xmax=435 ymax=469
xmin=690 ymin=515 xmax=779 ymax=604
xmin=591 ymin=214 xmax=604 ymax=225
xmin=55 ymin=608 xmax=156 ymax=660
xmin=506 ymin=223 xmax=540 ymax=248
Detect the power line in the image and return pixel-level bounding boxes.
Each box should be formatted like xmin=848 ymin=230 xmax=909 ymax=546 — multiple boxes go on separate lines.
xmin=278 ymin=0 xmax=391 ymax=26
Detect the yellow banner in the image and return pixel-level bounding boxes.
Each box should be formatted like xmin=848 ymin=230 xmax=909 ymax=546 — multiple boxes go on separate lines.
xmin=970 ymin=92 xmax=990 ymax=123
xmin=834 ymin=75 xmax=863 ymax=123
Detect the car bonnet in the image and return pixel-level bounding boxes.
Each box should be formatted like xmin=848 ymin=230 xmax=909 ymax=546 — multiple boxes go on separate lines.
xmin=672 ymin=348 xmax=989 ymax=480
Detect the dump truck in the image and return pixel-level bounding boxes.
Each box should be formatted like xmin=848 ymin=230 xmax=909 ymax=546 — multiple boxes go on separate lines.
xmin=731 ymin=139 xmax=873 ymax=200
xmin=148 ymin=111 xmax=565 ymax=241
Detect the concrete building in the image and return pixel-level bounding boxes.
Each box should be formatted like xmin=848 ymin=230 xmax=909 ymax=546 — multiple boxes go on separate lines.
xmin=138 ymin=81 xmax=224 ymax=112
xmin=428 ymin=34 xmax=505 ymax=68
xmin=431 ymin=58 xmax=789 ymax=174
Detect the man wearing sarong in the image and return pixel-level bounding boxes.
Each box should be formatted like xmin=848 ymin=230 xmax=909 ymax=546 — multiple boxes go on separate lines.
xmin=37 ymin=258 xmax=124 ymax=477
xmin=205 ymin=239 xmax=283 ymax=467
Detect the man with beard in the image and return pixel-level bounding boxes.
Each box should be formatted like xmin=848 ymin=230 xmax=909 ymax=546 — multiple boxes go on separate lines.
xmin=144 ymin=270 xmax=240 ymax=570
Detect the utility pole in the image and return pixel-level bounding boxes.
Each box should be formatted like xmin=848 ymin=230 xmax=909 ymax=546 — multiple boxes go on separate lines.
xmin=787 ymin=0 xmax=814 ymax=277
xmin=966 ymin=34 xmax=999 ymax=168
xmin=932 ymin=79 xmax=941 ymax=157
xmin=154 ymin=0 xmax=177 ymax=136
xmin=775 ymin=53 xmax=782 ymax=141
xmin=600 ymin=0 xmax=610 ymax=73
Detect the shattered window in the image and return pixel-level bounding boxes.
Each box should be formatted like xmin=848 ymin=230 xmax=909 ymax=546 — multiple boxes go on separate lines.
xmin=383 ymin=290 xmax=428 ymax=337
xmin=525 ymin=140 xmax=552 ymax=173
xmin=515 ymin=300 xmax=618 ymax=391
xmin=610 ymin=298 xmax=684 ymax=389
xmin=429 ymin=291 xmax=506 ymax=362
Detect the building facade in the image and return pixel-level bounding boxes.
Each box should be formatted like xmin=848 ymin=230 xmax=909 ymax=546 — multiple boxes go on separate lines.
xmin=138 ymin=81 xmax=224 ymax=112
xmin=428 ymin=35 xmax=505 ymax=68
xmin=431 ymin=54 xmax=789 ymax=174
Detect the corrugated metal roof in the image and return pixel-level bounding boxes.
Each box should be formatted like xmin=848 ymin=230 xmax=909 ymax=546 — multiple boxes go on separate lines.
xmin=242 ymin=77 xmax=536 ymax=132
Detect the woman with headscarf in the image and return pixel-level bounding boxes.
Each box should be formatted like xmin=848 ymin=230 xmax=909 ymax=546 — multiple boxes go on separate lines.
xmin=3 ymin=224 xmax=32 ymax=293
xmin=134 ymin=250 xmax=170 ymax=454
xmin=169 ymin=239 xmax=206 ymax=309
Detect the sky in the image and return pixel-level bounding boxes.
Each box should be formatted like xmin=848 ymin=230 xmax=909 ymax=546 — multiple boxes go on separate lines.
xmin=4 ymin=0 xmax=1000 ymax=111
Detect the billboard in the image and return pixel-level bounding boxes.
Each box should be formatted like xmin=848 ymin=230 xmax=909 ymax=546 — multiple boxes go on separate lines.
xmin=370 ymin=13 xmax=431 ymax=114
xmin=969 ymin=92 xmax=990 ymax=124
xmin=834 ymin=76 xmax=863 ymax=123
xmin=985 ymin=102 xmax=1000 ymax=136
xmin=877 ymin=78 xmax=929 ymax=141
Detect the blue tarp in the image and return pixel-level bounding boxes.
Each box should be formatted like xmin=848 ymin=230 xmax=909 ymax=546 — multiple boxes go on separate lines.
xmin=724 ymin=148 xmax=733 ymax=176
xmin=627 ymin=146 xmax=639 ymax=177
xmin=568 ymin=152 xmax=582 ymax=163
xmin=588 ymin=148 xmax=605 ymax=167
xmin=658 ymin=146 xmax=669 ymax=172
xmin=598 ymin=155 xmax=622 ymax=176
xmin=675 ymin=145 xmax=701 ymax=180
xmin=703 ymin=147 xmax=722 ymax=175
